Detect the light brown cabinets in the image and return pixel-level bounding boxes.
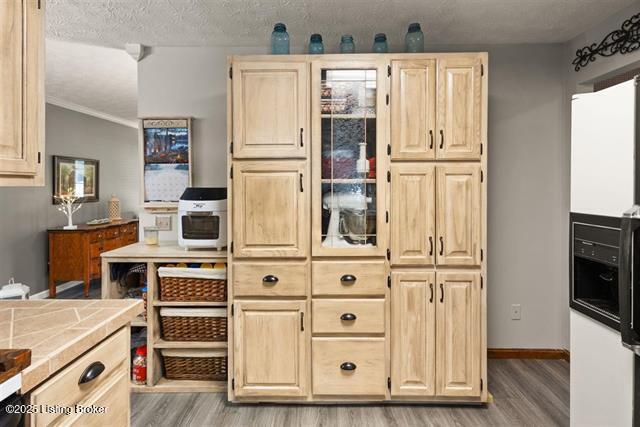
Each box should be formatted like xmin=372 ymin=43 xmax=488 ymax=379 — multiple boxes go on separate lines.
xmin=232 ymin=161 xmax=308 ymax=258
xmin=232 ymin=61 xmax=307 ymax=159
xmin=0 ymin=0 xmax=45 ymax=186
xmin=233 ymin=300 xmax=307 ymax=397
xmin=228 ymin=53 xmax=487 ymax=404
xmin=390 ymin=271 xmax=481 ymax=398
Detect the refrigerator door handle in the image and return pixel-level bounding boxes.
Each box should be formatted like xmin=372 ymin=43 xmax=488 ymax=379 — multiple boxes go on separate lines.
xmin=620 ymin=205 xmax=640 ymax=351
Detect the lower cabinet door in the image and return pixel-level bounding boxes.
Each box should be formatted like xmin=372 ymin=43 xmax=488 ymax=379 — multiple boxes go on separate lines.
xmin=233 ymin=300 xmax=307 ymax=397
xmin=436 ymin=271 xmax=481 ymax=397
xmin=312 ymin=338 xmax=386 ymax=396
xmin=390 ymin=271 xmax=436 ymax=396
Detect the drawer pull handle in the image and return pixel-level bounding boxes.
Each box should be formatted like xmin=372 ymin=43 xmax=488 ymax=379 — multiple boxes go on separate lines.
xmin=429 ymin=283 xmax=434 ymax=303
xmin=78 ymin=361 xmax=105 ymax=385
xmin=340 ymin=313 xmax=357 ymax=321
xmin=340 ymin=362 xmax=357 ymax=371
xmin=262 ymin=275 xmax=279 ymax=284
xmin=340 ymin=274 xmax=356 ymax=285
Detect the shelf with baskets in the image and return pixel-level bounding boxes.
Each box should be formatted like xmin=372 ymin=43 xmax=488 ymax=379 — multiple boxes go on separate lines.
xmin=100 ymin=244 xmax=228 ymax=393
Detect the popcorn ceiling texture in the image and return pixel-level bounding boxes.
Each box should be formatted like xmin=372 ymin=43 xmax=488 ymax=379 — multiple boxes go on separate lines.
xmin=46 ymin=0 xmax=635 ymax=50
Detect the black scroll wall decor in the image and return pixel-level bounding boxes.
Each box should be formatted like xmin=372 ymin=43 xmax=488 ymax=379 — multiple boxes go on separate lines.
xmin=573 ymin=12 xmax=640 ymax=71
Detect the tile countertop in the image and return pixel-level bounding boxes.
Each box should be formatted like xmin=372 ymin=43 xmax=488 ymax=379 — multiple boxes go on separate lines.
xmin=0 ymin=299 xmax=143 ymax=393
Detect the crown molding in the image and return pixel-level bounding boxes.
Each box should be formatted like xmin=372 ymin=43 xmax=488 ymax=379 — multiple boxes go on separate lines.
xmin=46 ymin=96 xmax=138 ymax=129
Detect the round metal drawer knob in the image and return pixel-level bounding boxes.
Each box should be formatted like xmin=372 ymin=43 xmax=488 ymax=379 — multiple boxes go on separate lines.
xmin=262 ymin=275 xmax=279 ymax=285
xmin=340 ymin=313 xmax=357 ymax=321
xmin=340 ymin=362 xmax=357 ymax=371
xmin=340 ymin=274 xmax=356 ymax=285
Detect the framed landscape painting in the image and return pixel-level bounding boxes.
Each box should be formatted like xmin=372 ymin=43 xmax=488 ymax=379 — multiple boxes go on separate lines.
xmin=52 ymin=156 xmax=100 ymax=203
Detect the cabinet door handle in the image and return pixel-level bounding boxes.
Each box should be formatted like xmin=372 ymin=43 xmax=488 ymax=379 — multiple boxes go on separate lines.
xmin=78 ymin=361 xmax=105 ymax=385
xmin=340 ymin=362 xmax=357 ymax=371
xmin=262 ymin=275 xmax=279 ymax=284
xmin=429 ymin=283 xmax=434 ymax=303
xmin=340 ymin=313 xmax=357 ymax=321
xmin=439 ymin=129 xmax=444 ymax=149
xmin=429 ymin=236 xmax=433 ymax=256
xmin=440 ymin=283 xmax=444 ymax=303
xmin=300 ymin=312 xmax=304 ymax=331
xmin=340 ymin=274 xmax=356 ymax=285
xmin=299 ymin=173 xmax=304 ymax=192
xmin=439 ymin=236 xmax=444 ymax=256
xmin=300 ymin=128 xmax=304 ymax=147
xmin=429 ymin=130 xmax=434 ymax=149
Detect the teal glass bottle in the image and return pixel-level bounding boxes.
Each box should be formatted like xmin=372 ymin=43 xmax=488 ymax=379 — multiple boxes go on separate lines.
xmin=271 ymin=23 xmax=289 ymax=54
xmin=309 ymin=34 xmax=324 ymax=54
xmin=340 ymin=35 xmax=355 ymax=53
xmin=405 ymin=23 xmax=424 ymax=53
xmin=372 ymin=33 xmax=388 ymax=53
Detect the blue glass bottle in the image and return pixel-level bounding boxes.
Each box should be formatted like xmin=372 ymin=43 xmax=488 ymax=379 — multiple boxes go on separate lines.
xmin=405 ymin=23 xmax=424 ymax=53
xmin=309 ymin=34 xmax=324 ymax=54
xmin=340 ymin=35 xmax=355 ymax=53
xmin=372 ymin=33 xmax=388 ymax=53
xmin=271 ymin=23 xmax=289 ymax=55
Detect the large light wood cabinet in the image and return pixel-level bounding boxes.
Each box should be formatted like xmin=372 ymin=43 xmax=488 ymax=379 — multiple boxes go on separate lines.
xmin=228 ymin=53 xmax=487 ymax=404
xmin=0 ymin=0 xmax=45 ymax=186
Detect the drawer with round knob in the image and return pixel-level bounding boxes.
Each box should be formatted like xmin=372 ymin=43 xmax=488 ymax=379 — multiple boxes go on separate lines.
xmin=312 ymin=261 xmax=386 ymax=296
xmin=312 ymin=299 xmax=385 ymax=334
xmin=312 ymin=337 xmax=386 ymax=396
xmin=233 ymin=261 xmax=307 ymax=297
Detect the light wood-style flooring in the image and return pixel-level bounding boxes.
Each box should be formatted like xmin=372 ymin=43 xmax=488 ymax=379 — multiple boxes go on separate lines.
xmin=131 ymin=359 xmax=569 ymax=427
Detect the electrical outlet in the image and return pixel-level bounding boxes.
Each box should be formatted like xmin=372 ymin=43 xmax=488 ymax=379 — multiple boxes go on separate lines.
xmin=511 ymin=304 xmax=522 ymax=320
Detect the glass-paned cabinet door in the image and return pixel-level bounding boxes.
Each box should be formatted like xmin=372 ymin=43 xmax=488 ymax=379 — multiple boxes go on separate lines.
xmin=311 ymin=60 xmax=388 ymax=256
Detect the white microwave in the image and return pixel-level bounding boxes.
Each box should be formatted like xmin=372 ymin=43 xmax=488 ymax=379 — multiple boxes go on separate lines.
xmin=178 ymin=188 xmax=227 ymax=250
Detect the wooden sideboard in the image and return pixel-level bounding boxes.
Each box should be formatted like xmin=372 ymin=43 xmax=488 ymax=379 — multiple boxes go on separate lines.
xmin=48 ymin=219 xmax=138 ymax=297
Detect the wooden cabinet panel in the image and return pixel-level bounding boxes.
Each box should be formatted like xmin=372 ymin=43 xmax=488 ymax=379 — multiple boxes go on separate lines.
xmin=233 ymin=300 xmax=307 ymax=397
xmin=232 ymin=61 xmax=307 ymax=158
xmin=311 ymin=260 xmax=386 ymax=296
xmin=233 ymin=261 xmax=307 ymax=297
xmin=312 ymin=299 xmax=385 ymax=334
xmin=233 ymin=161 xmax=307 ymax=258
xmin=312 ymin=338 xmax=386 ymax=396
xmin=436 ymin=165 xmax=481 ymax=266
xmin=390 ymin=163 xmax=435 ymax=266
xmin=437 ymin=56 xmax=482 ymax=160
xmin=436 ymin=272 xmax=481 ymax=397
xmin=391 ymin=59 xmax=436 ymax=160
xmin=0 ymin=0 xmax=44 ymax=183
xmin=390 ymin=271 xmax=436 ymax=396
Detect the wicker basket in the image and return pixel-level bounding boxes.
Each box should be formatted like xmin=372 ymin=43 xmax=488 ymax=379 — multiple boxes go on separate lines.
xmin=162 ymin=349 xmax=227 ymax=381
xmin=160 ymin=308 xmax=227 ymax=342
xmin=158 ymin=267 xmax=227 ymax=302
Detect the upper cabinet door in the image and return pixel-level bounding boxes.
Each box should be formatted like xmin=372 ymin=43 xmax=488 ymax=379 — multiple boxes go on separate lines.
xmin=390 ymin=163 xmax=435 ymax=265
xmin=436 ymin=271 xmax=481 ymax=397
xmin=232 ymin=61 xmax=308 ymax=159
xmin=436 ymin=56 xmax=482 ymax=160
xmin=233 ymin=161 xmax=308 ymax=258
xmin=436 ymin=165 xmax=481 ymax=266
xmin=391 ymin=271 xmax=436 ymax=397
xmin=0 ymin=0 xmax=43 ymax=180
xmin=390 ymin=60 xmax=436 ymax=160
xmin=233 ymin=300 xmax=307 ymax=397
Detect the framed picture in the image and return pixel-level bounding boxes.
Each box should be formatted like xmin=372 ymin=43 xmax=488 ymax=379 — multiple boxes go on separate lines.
xmin=52 ymin=156 xmax=100 ymax=203
xmin=139 ymin=118 xmax=192 ymax=211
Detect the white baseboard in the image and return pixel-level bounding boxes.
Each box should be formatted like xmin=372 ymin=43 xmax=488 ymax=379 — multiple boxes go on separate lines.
xmin=30 ymin=281 xmax=84 ymax=299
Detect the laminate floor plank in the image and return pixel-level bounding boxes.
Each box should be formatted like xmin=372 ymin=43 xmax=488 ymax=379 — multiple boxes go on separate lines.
xmin=132 ymin=359 xmax=569 ymax=427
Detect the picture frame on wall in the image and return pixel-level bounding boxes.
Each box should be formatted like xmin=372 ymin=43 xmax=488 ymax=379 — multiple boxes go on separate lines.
xmin=52 ymin=156 xmax=100 ymax=203
xmin=139 ymin=118 xmax=193 ymax=211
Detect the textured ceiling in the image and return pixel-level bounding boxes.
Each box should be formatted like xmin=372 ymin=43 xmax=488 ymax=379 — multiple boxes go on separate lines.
xmin=46 ymin=0 xmax=636 ymax=49
xmin=46 ymin=39 xmax=137 ymax=123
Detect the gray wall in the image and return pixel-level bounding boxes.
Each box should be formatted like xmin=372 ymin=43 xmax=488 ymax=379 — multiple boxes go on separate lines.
xmin=138 ymin=44 xmax=568 ymax=349
xmin=0 ymin=104 xmax=138 ymax=295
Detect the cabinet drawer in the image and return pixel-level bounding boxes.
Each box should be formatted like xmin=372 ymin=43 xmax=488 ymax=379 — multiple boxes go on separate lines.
xmin=312 ymin=299 xmax=385 ymax=334
xmin=29 ymin=328 xmax=128 ymax=426
xmin=89 ymin=231 xmax=104 ymax=243
xmin=234 ymin=262 xmax=307 ymax=297
xmin=312 ymin=261 xmax=386 ymax=296
xmin=89 ymin=243 xmax=103 ymax=259
xmin=105 ymin=227 xmax=120 ymax=239
xmin=312 ymin=338 xmax=386 ymax=396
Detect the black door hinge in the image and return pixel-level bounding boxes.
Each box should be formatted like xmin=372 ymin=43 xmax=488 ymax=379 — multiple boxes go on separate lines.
xmin=232 ymin=378 xmax=235 ymax=390
xmin=386 ymin=248 xmax=391 ymax=260
xmin=387 ymin=144 xmax=391 ymax=155
xmin=37 ymin=152 xmax=41 ymax=164
xmin=385 ymin=211 xmax=389 ymax=223
xmin=480 ymin=143 xmax=483 ymax=155
xmin=229 ymin=67 xmax=233 ymax=79
xmin=387 ymin=275 xmax=391 ymax=288
xmin=480 ymin=378 xmax=483 ymax=392
xmin=387 ymin=65 xmax=391 ymax=77
xmin=230 ymin=142 xmax=233 ymax=154
xmin=480 ymin=170 xmax=484 ymax=183
xmin=387 ymin=377 xmax=391 ymax=390
xmin=481 ymin=249 xmax=484 ymax=261
xmin=229 ymin=166 xmax=233 ymax=179
xmin=386 ymin=94 xmax=390 ymax=105
xmin=387 ymin=171 xmax=391 ymax=183
xmin=481 ymin=275 xmax=484 ymax=290
xmin=231 ymin=304 xmax=234 ymax=316
xmin=481 ymin=64 xmax=484 ymax=77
